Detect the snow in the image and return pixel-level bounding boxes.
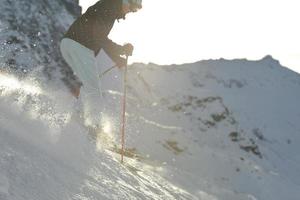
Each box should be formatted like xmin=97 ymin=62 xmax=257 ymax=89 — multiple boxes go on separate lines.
xmin=0 ymin=70 xmax=197 ymax=199
xmin=1 ymin=56 xmax=300 ymax=199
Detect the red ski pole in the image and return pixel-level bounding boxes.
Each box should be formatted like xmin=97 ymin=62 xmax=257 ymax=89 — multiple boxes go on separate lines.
xmin=120 ymin=56 xmax=128 ymax=163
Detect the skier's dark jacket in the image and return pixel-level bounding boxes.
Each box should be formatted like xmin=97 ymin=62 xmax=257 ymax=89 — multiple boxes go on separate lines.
xmin=64 ymin=0 xmax=125 ymax=64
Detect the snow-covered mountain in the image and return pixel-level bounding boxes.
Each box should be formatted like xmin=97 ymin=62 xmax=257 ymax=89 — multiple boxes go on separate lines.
xmin=125 ymin=57 xmax=300 ymax=199
xmin=1 ymin=0 xmax=300 ymax=200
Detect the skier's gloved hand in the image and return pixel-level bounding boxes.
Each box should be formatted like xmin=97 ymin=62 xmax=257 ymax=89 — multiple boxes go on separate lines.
xmin=115 ymin=57 xmax=127 ymax=68
xmin=122 ymin=43 xmax=134 ymax=56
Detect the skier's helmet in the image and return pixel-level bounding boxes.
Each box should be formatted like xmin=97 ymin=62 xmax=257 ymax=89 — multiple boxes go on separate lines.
xmin=123 ymin=0 xmax=142 ymax=11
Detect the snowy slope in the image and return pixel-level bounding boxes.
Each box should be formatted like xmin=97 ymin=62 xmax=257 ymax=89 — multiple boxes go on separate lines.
xmin=0 ymin=56 xmax=300 ymax=200
xmin=0 ymin=70 xmax=196 ymax=200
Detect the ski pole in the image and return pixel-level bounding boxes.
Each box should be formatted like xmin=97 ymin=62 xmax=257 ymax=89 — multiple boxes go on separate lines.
xmin=120 ymin=56 xmax=128 ymax=163
xmin=99 ymin=64 xmax=117 ymax=78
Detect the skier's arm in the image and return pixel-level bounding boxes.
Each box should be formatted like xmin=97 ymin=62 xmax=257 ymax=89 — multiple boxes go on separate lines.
xmin=102 ymin=37 xmax=124 ymax=56
xmin=101 ymin=37 xmax=127 ymax=67
xmin=92 ymin=0 xmax=127 ymax=66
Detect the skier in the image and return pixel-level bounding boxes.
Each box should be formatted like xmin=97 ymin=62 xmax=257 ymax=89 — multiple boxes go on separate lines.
xmin=60 ymin=0 xmax=142 ymax=128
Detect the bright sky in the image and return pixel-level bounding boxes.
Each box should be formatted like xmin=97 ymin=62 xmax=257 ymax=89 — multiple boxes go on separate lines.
xmin=80 ymin=0 xmax=300 ymax=73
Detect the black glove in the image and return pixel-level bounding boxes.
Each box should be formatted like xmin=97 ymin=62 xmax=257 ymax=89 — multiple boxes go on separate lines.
xmin=115 ymin=57 xmax=127 ymax=68
xmin=122 ymin=43 xmax=134 ymax=56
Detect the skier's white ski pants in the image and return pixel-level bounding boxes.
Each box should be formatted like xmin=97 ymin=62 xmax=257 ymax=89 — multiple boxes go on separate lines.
xmin=60 ymin=38 xmax=121 ymax=127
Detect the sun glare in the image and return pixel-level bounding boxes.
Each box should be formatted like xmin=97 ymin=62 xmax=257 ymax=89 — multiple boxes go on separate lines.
xmin=96 ymin=115 xmax=117 ymax=151
xmin=0 ymin=73 xmax=42 ymax=95
xmin=102 ymin=118 xmax=112 ymax=134
xmin=80 ymin=0 xmax=300 ymax=73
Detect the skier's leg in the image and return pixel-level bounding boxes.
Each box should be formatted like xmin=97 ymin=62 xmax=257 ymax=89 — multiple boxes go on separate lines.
xmin=60 ymin=38 xmax=104 ymax=127
xmin=96 ymin=49 xmax=122 ymax=94
xmin=95 ymin=50 xmax=123 ymax=126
